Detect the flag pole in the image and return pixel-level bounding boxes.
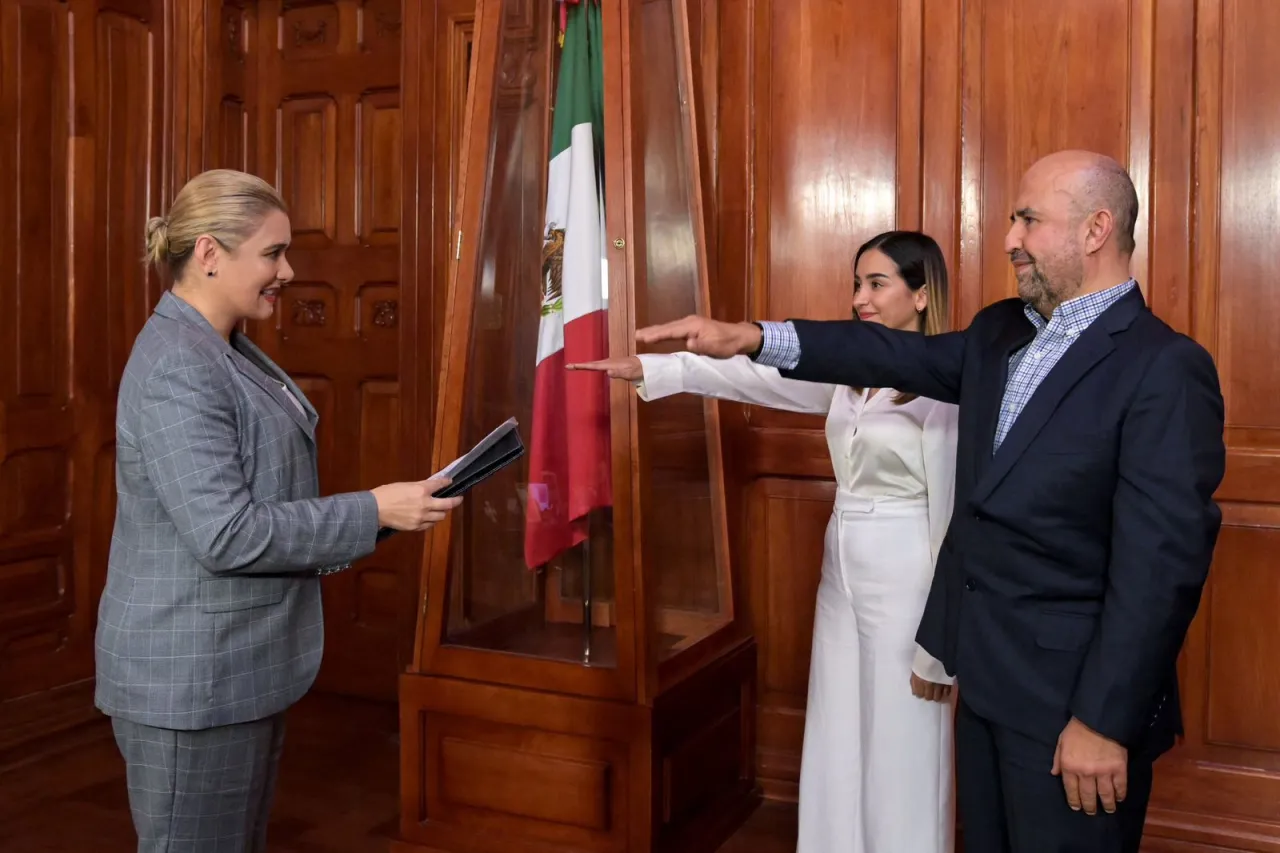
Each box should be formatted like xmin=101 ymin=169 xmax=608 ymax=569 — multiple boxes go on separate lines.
xmin=582 ymin=512 xmax=593 ymax=664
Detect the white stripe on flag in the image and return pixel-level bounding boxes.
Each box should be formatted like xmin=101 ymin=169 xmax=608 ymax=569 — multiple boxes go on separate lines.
xmin=534 ymin=311 xmax=565 ymax=366
xmin=560 ymin=123 xmax=603 ymax=324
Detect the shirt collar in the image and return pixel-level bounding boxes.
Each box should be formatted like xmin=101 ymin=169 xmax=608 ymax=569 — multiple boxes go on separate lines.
xmin=1023 ymin=279 xmax=1137 ymax=334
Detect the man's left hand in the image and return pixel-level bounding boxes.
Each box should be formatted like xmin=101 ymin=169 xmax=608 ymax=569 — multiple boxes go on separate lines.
xmin=1051 ymin=717 xmax=1128 ymax=815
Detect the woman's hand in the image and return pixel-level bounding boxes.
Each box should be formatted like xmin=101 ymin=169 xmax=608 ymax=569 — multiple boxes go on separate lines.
xmin=910 ymin=672 xmax=952 ymax=703
xmin=371 ymin=478 xmax=463 ymax=531
xmin=567 ymin=356 xmax=644 ymax=381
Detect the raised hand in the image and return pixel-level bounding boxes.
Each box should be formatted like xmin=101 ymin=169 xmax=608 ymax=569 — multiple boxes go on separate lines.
xmin=371 ymin=478 xmax=463 ymax=532
xmin=566 ymin=356 xmax=644 ymax=381
xmin=635 ymin=316 xmax=762 ymax=359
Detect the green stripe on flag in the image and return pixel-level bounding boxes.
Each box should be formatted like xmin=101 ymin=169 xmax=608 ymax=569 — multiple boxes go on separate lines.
xmin=550 ymin=2 xmax=605 ymax=169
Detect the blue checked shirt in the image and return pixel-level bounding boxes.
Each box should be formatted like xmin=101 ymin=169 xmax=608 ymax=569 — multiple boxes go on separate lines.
xmin=753 ymin=279 xmax=1138 ymax=452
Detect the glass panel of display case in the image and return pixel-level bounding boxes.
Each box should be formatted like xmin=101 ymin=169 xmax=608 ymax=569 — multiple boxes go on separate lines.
xmin=440 ymin=0 xmax=618 ymax=666
xmin=634 ymin=0 xmax=733 ymax=662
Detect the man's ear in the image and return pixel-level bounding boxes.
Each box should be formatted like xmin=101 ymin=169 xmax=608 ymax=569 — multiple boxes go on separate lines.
xmin=1083 ymin=209 xmax=1115 ymax=256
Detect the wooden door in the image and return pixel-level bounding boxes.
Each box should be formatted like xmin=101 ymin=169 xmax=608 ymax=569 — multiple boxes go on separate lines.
xmin=249 ymin=0 xmax=408 ymax=699
xmin=197 ymin=0 xmax=477 ymax=700
xmin=0 ymin=0 xmax=164 ymax=755
xmin=189 ymin=0 xmax=478 ymax=701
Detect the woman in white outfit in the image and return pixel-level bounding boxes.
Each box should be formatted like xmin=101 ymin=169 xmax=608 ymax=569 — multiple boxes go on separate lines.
xmin=571 ymin=231 xmax=958 ymax=853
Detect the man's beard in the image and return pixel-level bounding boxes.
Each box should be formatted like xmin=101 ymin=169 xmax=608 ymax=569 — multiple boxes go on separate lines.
xmin=1013 ymin=251 xmax=1080 ymax=317
xmin=1016 ymin=265 xmax=1055 ymax=315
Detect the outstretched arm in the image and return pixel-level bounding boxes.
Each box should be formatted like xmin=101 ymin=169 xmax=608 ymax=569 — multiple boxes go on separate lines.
xmin=635 ymin=353 xmax=836 ymax=414
xmin=633 ymin=316 xmax=968 ymax=405
xmin=758 ymin=320 xmax=966 ymax=405
xmin=570 ymin=352 xmax=837 ymax=414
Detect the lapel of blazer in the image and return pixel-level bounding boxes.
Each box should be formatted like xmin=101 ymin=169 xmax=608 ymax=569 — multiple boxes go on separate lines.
xmin=231 ymin=332 xmax=318 ymax=419
xmin=972 ymin=313 xmax=1036 ymax=487
xmin=155 ymin=292 xmax=317 ymax=441
xmin=228 ymin=333 xmax=317 ymax=441
xmin=971 ymin=288 xmax=1145 ymax=503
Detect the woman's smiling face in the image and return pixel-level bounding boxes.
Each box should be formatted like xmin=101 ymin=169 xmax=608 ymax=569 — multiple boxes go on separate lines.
xmin=851 ymin=248 xmax=927 ymax=332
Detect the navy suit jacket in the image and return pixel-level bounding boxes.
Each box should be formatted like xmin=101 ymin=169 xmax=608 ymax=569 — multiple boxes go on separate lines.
xmin=780 ymin=288 xmax=1225 ymax=755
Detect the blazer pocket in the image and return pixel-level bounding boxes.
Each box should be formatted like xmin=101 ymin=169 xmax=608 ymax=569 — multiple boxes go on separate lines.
xmin=200 ymin=577 xmax=289 ymax=613
xmin=1034 ymin=611 xmax=1097 ymax=652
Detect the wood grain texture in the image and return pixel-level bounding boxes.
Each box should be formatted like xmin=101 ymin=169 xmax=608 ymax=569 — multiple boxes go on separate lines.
xmin=709 ymin=1 xmax=1280 ymax=849
xmin=0 ymin=0 xmax=164 ymax=753
xmin=2 ymin=1 xmax=1279 ymax=851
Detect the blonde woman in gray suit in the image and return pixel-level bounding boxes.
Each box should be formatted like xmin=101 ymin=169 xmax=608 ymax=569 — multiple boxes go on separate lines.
xmin=95 ymin=169 xmax=460 ymax=852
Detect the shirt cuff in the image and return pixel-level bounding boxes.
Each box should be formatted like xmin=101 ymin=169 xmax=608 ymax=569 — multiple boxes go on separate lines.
xmin=911 ymin=645 xmax=955 ymax=686
xmin=634 ymin=354 xmax=683 ymax=401
xmin=753 ymin=321 xmax=801 ymax=370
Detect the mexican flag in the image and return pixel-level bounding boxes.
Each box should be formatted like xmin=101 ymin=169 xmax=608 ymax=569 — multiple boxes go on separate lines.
xmin=523 ymin=0 xmax=610 ymax=570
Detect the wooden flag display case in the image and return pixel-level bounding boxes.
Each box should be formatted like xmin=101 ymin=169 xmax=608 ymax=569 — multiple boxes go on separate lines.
xmin=394 ymin=0 xmax=758 ymax=852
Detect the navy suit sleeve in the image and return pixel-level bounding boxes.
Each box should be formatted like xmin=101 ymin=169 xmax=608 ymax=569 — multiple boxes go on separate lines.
xmin=1069 ymin=339 xmax=1226 ymax=747
xmin=783 ymin=319 xmax=968 ymax=405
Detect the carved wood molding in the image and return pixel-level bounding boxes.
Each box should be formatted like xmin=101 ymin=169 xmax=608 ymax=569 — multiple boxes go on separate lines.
xmin=291 ymin=298 xmax=328 ymax=327
xmin=372 ymin=299 xmax=398 ymax=328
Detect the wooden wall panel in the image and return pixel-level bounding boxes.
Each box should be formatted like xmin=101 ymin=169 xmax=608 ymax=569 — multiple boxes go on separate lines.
xmin=97 ymin=8 xmax=165 ymax=386
xmin=1142 ymin=1 xmax=1280 ymax=846
xmin=0 ymin=0 xmax=164 ymax=763
xmin=745 ymin=478 xmax=834 ymax=800
xmin=709 ymin=0 xmax=1280 ymax=848
xmin=744 ymin=1 xmax=904 ymax=440
xmin=960 ymin=0 xmax=1143 ymax=318
xmin=214 ymin=0 xmax=254 ymax=173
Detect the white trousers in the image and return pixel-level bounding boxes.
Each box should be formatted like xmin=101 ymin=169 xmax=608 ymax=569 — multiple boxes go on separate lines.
xmin=797 ymin=493 xmax=954 ymax=853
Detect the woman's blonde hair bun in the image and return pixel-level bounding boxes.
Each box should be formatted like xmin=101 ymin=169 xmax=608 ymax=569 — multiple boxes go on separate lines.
xmin=145 ymin=216 xmax=170 ymax=268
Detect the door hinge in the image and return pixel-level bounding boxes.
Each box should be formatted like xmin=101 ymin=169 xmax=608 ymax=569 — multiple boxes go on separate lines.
xmin=455 ymin=230 xmax=463 ymax=260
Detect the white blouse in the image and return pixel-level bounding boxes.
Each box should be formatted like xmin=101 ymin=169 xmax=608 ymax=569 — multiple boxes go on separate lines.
xmin=636 ymin=352 xmax=958 ymax=685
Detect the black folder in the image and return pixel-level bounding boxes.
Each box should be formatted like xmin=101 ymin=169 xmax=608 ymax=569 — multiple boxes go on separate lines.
xmin=432 ymin=417 xmax=526 ymax=498
xmin=371 ymin=418 xmax=524 ymax=543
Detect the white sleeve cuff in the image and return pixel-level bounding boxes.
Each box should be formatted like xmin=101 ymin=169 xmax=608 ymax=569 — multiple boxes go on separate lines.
xmin=911 ymin=644 xmax=955 ymax=686
xmin=634 ymin=354 xmax=684 ymax=401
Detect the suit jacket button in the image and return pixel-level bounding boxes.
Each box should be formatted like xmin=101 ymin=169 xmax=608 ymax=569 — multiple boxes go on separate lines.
xmin=964 ymin=579 xmax=976 ymax=592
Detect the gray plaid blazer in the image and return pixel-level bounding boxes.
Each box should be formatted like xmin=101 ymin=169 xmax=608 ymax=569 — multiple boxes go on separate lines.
xmin=95 ymin=291 xmax=380 ymax=730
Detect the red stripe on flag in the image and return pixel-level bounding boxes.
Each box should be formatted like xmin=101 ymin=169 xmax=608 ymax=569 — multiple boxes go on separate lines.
xmin=523 ymin=308 xmax=611 ymax=569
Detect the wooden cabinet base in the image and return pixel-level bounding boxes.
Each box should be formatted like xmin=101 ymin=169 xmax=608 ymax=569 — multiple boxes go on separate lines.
xmin=395 ymin=639 xmax=760 ymax=853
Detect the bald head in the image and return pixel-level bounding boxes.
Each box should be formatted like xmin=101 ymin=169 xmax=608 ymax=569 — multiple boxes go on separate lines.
xmin=1026 ymin=150 xmax=1139 ymax=256
xmin=1006 ymin=150 xmax=1139 ymax=315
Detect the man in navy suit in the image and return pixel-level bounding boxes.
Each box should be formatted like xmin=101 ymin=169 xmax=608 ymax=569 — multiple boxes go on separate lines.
xmin=633 ymin=150 xmax=1226 ymax=852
